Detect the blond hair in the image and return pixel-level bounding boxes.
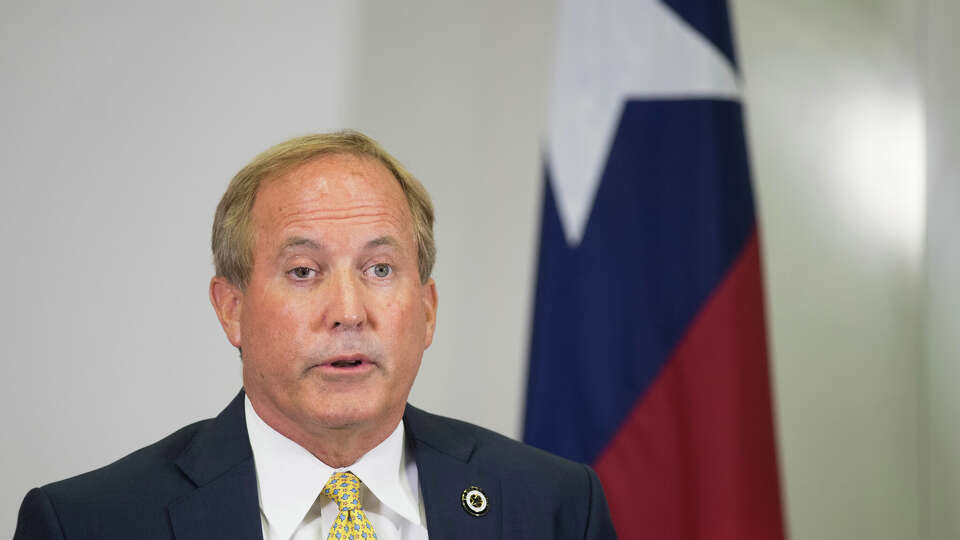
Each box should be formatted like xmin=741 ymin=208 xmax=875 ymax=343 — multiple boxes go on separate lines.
xmin=212 ymin=130 xmax=436 ymax=288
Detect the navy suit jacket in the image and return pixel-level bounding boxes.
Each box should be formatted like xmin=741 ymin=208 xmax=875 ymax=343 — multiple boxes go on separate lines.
xmin=15 ymin=390 xmax=616 ymax=539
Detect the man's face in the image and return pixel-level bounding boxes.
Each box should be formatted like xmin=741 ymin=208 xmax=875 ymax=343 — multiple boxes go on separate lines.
xmin=218 ymin=154 xmax=437 ymax=438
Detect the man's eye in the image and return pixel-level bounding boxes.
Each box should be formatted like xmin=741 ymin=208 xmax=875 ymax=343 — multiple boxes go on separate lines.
xmin=369 ymin=263 xmax=392 ymax=278
xmin=290 ymin=267 xmax=315 ymax=279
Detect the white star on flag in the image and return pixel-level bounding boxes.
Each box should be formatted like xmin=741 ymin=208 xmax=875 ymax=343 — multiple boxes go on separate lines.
xmin=547 ymin=0 xmax=742 ymax=246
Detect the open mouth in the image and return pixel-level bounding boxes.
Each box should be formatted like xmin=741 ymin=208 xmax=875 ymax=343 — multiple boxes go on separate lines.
xmin=329 ymin=358 xmax=365 ymax=368
xmin=319 ymin=355 xmax=373 ymax=371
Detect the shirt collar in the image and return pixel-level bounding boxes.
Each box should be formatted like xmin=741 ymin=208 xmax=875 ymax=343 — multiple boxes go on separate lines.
xmin=348 ymin=413 xmax=422 ymax=526
xmin=244 ymin=396 xmax=421 ymax=539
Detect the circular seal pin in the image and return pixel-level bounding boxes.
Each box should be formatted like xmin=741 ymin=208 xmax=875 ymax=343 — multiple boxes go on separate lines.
xmin=461 ymin=486 xmax=489 ymax=517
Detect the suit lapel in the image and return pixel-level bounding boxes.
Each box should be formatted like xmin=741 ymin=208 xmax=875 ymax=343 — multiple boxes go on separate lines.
xmin=404 ymin=405 xmax=501 ymax=540
xmin=168 ymin=391 xmax=263 ymax=540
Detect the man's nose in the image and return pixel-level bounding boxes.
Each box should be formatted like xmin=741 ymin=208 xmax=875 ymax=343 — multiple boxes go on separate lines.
xmin=326 ymin=270 xmax=366 ymax=330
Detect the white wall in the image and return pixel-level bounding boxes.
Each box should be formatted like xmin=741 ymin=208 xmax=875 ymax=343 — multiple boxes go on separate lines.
xmin=0 ymin=2 xmax=933 ymax=539
xmin=924 ymin=0 xmax=960 ymax=537
xmin=732 ymin=1 xmax=926 ymax=538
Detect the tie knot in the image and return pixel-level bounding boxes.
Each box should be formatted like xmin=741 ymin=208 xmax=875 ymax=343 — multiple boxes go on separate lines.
xmin=322 ymin=471 xmax=364 ymax=511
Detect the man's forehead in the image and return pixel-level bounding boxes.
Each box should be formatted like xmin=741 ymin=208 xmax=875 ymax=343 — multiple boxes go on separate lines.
xmin=249 ymin=154 xmax=415 ymax=250
xmin=258 ymin=153 xmax=404 ymax=207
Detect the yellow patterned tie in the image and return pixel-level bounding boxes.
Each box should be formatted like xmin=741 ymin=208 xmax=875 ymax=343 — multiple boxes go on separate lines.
xmin=322 ymin=471 xmax=378 ymax=540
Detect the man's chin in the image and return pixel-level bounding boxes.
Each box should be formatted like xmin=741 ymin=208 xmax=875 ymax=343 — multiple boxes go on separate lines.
xmin=301 ymin=399 xmax=389 ymax=432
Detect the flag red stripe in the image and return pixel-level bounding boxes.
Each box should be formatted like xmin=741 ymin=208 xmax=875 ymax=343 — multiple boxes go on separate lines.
xmin=594 ymin=230 xmax=786 ymax=539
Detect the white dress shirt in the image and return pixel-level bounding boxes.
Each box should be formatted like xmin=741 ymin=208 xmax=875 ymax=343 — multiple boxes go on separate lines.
xmin=244 ymin=397 xmax=429 ymax=540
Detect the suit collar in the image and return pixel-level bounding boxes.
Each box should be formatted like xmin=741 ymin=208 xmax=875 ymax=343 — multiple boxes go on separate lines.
xmin=403 ymin=404 xmax=476 ymax=462
xmin=168 ymin=389 xmax=263 ymax=540
xmin=404 ymin=404 xmax=501 ymax=539
xmin=174 ymin=390 xmax=253 ymax=485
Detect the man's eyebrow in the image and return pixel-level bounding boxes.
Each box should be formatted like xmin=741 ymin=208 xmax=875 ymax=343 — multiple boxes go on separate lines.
xmin=365 ymin=236 xmax=398 ymax=249
xmin=280 ymin=236 xmax=323 ymax=251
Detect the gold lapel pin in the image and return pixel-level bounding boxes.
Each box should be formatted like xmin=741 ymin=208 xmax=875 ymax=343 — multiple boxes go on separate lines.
xmin=461 ymin=486 xmax=489 ymax=517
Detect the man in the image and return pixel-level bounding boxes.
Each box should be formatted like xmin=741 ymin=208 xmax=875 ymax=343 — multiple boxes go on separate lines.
xmin=14 ymin=131 xmax=616 ymax=539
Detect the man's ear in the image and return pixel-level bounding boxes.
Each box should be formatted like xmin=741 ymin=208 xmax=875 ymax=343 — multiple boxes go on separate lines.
xmin=210 ymin=276 xmax=243 ymax=349
xmin=422 ymin=278 xmax=438 ymax=349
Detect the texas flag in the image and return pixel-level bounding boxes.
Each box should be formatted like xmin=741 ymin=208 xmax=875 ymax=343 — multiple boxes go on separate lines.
xmin=523 ymin=1 xmax=787 ymax=538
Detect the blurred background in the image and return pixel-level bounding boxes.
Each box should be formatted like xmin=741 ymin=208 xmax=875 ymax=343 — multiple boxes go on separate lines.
xmin=1 ymin=0 xmax=956 ymax=538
